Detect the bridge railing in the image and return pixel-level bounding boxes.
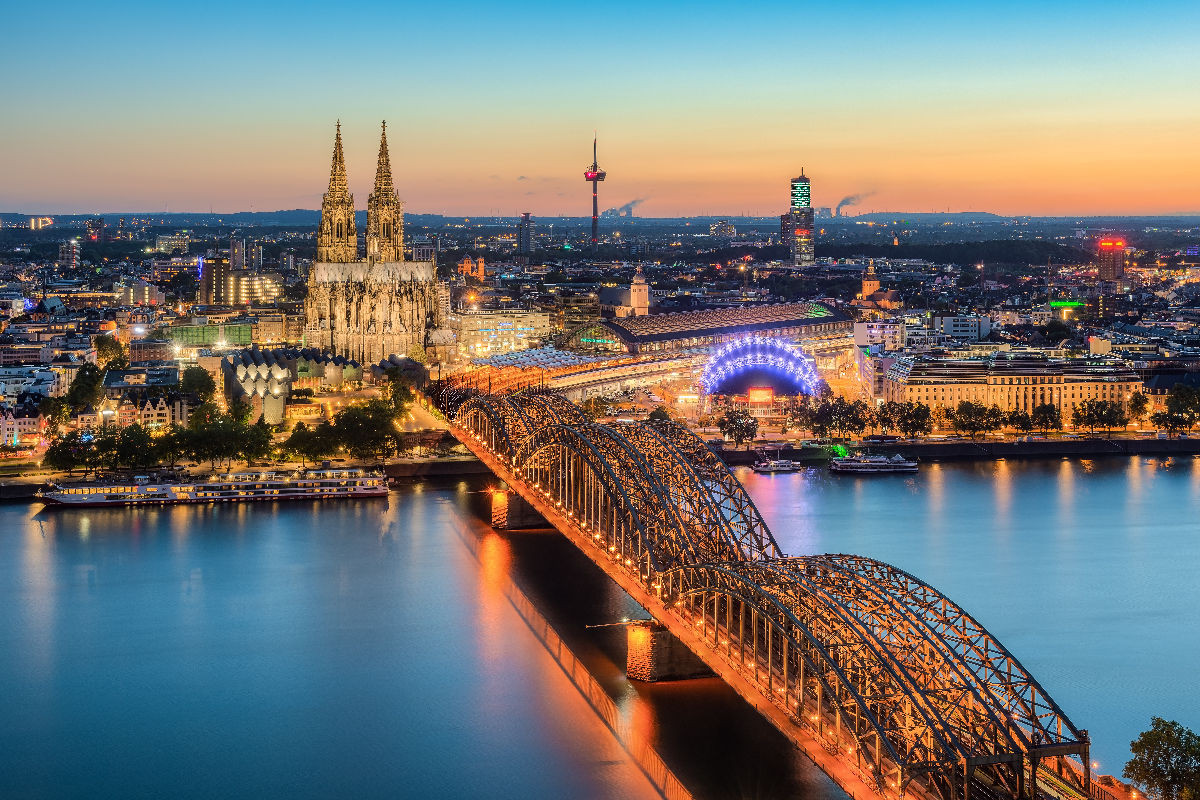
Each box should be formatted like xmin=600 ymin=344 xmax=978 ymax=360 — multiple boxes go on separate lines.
xmin=451 ymin=393 xmax=1093 ymax=800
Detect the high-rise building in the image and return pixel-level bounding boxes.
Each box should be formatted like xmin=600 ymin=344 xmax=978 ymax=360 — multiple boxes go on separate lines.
xmin=252 ymin=245 xmax=266 ymax=271
xmin=84 ymin=217 xmax=104 ymax=242
xmin=789 ymin=170 xmax=815 ymax=268
xmin=199 ymin=256 xmax=231 ymax=305
xmin=517 ymin=213 xmax=534 ymax=254
xmin=230 ymin=237 xmax=247 ymax=270
xmin=1097 ymin=239 xmax=1126 ymax=282
xmin=58 ymin=240 xmax=81 ymax=271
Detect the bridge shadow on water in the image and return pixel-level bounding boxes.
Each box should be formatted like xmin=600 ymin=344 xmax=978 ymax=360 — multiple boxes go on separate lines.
xmin=459 ymin=480 xmax=847 ymax=800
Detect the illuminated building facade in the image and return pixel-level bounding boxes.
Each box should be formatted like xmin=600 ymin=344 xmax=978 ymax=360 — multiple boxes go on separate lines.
xmin=155 ymin=232 xmax=191 ymax=254
xmin=1097 ymin=239 xmax=1126 ymax=282
xmin=517 ymin=213 xmax=533 ymax=254
xmin=884 ymin=353 xmax=1141 ymax=415
xmin=58 ymin=240 xmax=81 ymax=272
xmin=230 ymin=237 xmax=247 ymax=270
xmin=788 ymin=170 xmax=815 ymax=268
xmin=304 ymin=121 xmax=441 ymax=364
xmin=198 ymin=256 xmax=231 ymax=305
xmin=449 ymin=309 xmax=552 ymax=359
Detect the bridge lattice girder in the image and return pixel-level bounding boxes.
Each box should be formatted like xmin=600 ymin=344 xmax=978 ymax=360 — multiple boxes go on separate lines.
xmin=452 ymin=393 xmax=1089 ymax=800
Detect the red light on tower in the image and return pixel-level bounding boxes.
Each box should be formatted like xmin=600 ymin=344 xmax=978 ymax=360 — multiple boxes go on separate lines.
xmin=1099 ymin=239 xmax=1125 ymax=248
xmin=584 ymin=135 xmax=607 ymax=254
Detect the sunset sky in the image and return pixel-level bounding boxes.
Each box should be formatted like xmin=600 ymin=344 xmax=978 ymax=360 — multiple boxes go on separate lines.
xmin=4 ymin=0 xmax=1198 ymax=217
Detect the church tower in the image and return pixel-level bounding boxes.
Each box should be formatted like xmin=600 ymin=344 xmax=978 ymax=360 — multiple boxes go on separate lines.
xmin=367 ymin=121 xmax=404 ymax=263
xmin=861 ymin=259 xmax=880 ymax=298
xmin=317 ymin=122 xmax=357 ymax=263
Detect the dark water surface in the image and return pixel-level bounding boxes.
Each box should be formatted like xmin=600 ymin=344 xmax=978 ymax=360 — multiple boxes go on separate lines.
xmin=2 ymin=456 xmax=1196 ymax=798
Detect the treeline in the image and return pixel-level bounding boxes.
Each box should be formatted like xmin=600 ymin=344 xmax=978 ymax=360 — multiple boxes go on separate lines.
xmin=43 ymin=404 xmax=274 ymax=475
xmin=704 ymin=393 xmax=1156 ymax=445
xmin=42 ymin=372 xmax=421 ymax=475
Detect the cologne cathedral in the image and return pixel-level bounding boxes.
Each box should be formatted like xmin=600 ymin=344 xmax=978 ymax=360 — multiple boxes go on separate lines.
xmin=304 ymin=122 xmax=440 ymax=365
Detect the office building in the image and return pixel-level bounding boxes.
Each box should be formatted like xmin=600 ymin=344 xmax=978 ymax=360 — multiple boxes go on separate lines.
xmin=884 ymin=352 xmax=1141 ymax=416
xmin=156 ymin=232 xmax=191 ymax=254
xmin=230 ymin=237 xmax=247 ymax=270
xmin=1097 ymin=239 xmax=1126 ymax=282
xmin=58 ymin=240 xmax=81 ymax=272
xmin=517 ymin=213 xmax=534 ymax=254
xmin=449 ymin=308 xmax=553 ymax=359
xmin=788 ymin=170 xmax=815 ymax=268
xmin=199 ymin=256 xmax=231 ymax=305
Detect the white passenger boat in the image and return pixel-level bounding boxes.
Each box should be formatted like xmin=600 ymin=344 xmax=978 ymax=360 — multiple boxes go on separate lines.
xmin=752 ymin=459 xmax=801 ymax=474
xmin=37 ymin=468 xmax=388 ymax=507
xmin=829 ymin=454 xmax=918 ymax=475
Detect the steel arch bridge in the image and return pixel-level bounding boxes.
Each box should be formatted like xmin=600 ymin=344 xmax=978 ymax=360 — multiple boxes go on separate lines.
xmin=699 ymin=335 xmax=822 ymax=395
xmin=451 ymin=392 xmax=1091 ymax=800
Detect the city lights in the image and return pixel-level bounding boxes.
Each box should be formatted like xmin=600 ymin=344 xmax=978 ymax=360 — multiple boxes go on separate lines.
xmin=699 ymin=335 xmax=821 ymax=395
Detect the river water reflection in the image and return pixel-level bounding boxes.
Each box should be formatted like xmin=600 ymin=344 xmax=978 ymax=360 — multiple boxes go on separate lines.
xmin=1 ymin=456 xmax=1195 ymax=797
xmin=741 ymin=455 xmax=1200 ymax=774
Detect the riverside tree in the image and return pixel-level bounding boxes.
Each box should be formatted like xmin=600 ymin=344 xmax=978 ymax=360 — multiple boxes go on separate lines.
xmin=1031 ymin=403 xmax=1062 ymax=434
xmin=1124 ymin=717 xmax=1200 ymax=800
xmin=717 ymin=407 xmax=758 ymax=447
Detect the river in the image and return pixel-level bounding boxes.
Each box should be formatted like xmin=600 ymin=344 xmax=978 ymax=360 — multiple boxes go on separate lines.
xmin=1 ymin=456 xmax=1196 ymax=798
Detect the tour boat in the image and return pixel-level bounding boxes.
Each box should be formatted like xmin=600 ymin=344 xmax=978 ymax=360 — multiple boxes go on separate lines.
xmin=752 ymin=459 xmax=800 ymax=474
xmin=37 ymin=468 xmax=389 ymax=507
xmin=829 ymin=454 xmax=918 ymax=475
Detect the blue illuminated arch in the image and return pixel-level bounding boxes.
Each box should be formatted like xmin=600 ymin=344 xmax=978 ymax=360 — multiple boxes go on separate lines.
xmin=700 ymin=336 xmax=821 ymax=395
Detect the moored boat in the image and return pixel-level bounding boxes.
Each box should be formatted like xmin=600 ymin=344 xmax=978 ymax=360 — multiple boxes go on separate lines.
xmin=829 ymin=454 xmax=918 ymax=474
xmin=36 ymin=468 xmax=388 ymax=507
xmin=752 ymin=459 xmax=800 ymax=474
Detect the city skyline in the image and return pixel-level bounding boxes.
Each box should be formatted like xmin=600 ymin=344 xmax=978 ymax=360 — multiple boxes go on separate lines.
xmin=3 ymin=1 xmax=1199 ymax=217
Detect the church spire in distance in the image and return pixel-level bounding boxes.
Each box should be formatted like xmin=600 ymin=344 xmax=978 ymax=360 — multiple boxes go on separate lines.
xmin=373 ymin=120 xmax=395 ymax=197
xmin=327 ymin=120 xmax=351 ymax=200
xmin=367 ymin=120 xmax=403 ymax=263
xmin=317 ymin=120 xmax=357 ymax=263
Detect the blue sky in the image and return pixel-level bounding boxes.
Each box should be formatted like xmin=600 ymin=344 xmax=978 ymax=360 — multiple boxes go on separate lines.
xmin=3 ymin=1 xmax=1198 ymax=215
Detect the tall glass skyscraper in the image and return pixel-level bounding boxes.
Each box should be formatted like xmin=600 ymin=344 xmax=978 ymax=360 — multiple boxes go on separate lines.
xmin=789 ymin=170 xmax=815 ymax=268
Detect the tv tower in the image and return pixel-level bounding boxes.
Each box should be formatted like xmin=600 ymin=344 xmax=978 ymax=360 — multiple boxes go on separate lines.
xmin=583 ymin=134 xmax=606 ymax=254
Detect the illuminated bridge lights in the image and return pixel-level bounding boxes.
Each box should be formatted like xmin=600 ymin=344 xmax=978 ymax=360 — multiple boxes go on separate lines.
xmin=700 ymin=335 xmax=821 ymax=395
xmin=451 ymin=391 xmax=1092 ymax=800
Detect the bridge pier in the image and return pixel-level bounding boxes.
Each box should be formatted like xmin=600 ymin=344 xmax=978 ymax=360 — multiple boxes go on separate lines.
xmin=490 ymin=488 xmax=547 ymax=530
xmin=626 ymin=621 xmax=714 ymax=682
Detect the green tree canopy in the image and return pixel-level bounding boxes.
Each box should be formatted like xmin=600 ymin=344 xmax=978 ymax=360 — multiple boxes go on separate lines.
xmin=180 ymin=366 xmax=217 ymax=403
xmin=65 ymin=363 xmax=106 ymax=411
xmin=93 ymin=334 xmax=128 ymax=370
xmin=1128 ymin=392 xmax=1150 ymax=422
xmin=332 ymin=400 xmax=398 ymax=460
xmin=383 ymin=368 xmax=416 ymax=416
xmin=115 ymin=424 xmax=155 ymax=471
xmin=896 ymin=402 xmax=933 ymax=438
xmin=1031 ymin=403 xmax=1062 ymax=433
xmin=717 ymin=408 xmax=758 ymax=447
xmin=1124 ymin=717 xmax=1200 ymax=800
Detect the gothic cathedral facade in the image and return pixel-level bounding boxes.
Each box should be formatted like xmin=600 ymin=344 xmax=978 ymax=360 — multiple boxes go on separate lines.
xmin=304 ymin=122 xmax=440 ymax=366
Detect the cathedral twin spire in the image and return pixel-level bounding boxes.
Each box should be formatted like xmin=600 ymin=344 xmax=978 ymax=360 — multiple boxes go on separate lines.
xmin=317 ymin=121 xmax=403 ymax=264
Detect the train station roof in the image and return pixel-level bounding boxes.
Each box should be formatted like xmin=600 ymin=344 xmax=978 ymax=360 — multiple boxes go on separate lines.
xmin=602 ymin=302 xmax=848 ymax=345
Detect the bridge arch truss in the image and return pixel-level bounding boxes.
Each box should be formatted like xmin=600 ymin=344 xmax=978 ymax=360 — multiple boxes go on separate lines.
xmin=451 ymin=392 xmax=1090 ymax=800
